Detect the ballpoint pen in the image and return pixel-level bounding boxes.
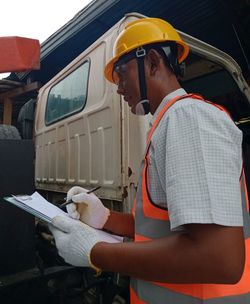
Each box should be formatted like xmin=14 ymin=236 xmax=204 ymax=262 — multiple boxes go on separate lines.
xmin=59 ymin=186 xmax=101 ymax=209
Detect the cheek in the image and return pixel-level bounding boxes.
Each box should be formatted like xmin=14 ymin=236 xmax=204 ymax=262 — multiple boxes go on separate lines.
xmin=128 ymin=73 xmax=139 ymax=94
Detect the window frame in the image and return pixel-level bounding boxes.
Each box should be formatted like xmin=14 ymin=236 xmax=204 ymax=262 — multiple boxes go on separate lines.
xmin=45 ymin=59 xmax=91 ymax=126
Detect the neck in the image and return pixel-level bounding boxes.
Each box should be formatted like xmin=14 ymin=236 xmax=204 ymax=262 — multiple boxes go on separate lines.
xmin=150 ymin=77 xmax=181 ymax=114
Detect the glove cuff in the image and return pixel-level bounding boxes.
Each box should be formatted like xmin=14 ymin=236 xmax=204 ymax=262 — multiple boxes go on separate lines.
xmin=87 ymin=253 xmax=102 ymax=276
xmin=101 ymin=207 xmax=111 ymax=228
xmin=94 ymin=207 xmax=110 ymax=229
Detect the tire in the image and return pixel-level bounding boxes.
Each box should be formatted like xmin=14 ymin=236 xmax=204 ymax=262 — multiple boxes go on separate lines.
xmin=0 ymin=124 xmax=21 ymax=139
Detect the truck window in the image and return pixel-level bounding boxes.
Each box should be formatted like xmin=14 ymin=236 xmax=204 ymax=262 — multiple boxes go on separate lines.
xmin=181 ymin=53 xmax=250 ymax=121
xmin=45 ymin=60 xmax=90 ymax=125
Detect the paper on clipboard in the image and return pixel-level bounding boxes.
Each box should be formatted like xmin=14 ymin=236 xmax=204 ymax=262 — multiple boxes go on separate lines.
xmin=5 ymin=192 xmax=67 ymax=223
xmin=4 ymin=192 xmax=123 ymax=243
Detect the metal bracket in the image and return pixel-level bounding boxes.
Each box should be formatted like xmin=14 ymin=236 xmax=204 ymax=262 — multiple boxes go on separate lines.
xmin=136 ymin=47 xmax=146 ymax=58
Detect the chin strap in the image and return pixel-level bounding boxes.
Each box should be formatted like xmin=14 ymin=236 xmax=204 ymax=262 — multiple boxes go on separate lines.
xmin=135 ymin=100 xmax=150 ymax=115
xmin=135 ymin=47 xmax=150 ymax=116
xmin=117 ymin=44 xmax=181 ymax=116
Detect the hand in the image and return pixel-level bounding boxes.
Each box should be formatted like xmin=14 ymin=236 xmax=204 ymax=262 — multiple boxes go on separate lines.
xmin=49 ymin=216 xmax=101 ymax=268
xmin=66 ymin=186 xmax=110 ymax=229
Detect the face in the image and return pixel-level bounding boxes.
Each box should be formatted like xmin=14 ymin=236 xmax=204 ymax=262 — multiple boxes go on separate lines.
xmin=113 ymin=59 xmax=141 ymax=114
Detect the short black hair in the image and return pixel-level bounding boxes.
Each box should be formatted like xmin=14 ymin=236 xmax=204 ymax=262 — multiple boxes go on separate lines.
xmin=147 ymin=42 xmax=182 ymax=76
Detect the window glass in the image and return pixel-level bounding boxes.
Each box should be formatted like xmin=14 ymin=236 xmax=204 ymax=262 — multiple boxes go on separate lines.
xmin=45 ymin=61 xmax=90 ymax=124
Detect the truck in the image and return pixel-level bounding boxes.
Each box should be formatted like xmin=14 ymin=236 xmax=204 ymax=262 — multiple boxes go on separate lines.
xmin=1 ymin=12 xmax=250 ymax=304
xmin=34 ymin=12 xmax=250 ymax=210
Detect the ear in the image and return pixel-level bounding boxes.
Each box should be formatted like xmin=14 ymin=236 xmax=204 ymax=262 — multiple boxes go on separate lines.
xmin=145 ymin=49 xmax=161 ymax=76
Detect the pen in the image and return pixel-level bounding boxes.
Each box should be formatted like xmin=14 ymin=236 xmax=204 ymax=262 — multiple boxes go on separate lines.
xmin=59 ymin=186 xmax=101 ymax=209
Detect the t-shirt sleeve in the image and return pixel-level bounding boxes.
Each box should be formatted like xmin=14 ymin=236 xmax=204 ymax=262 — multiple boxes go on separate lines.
xmin=164 ymin=102 xmax=243 ymax=231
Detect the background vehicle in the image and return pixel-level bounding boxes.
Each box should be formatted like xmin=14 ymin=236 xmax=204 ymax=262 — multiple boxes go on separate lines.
xmin=1 ymin=12 xmax=250 ymax=304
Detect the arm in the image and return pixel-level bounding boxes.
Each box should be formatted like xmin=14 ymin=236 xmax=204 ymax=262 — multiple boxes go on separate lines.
xmin=93 ymin=106 xmax=245 ymax=283
xmin=91 ymin=223 xmax=245 ymax=284
xmin=103 ymin=211 xmax=134 ymax=238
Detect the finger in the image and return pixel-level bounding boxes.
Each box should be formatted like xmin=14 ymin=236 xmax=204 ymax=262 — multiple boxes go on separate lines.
xmin=72 ymin=192 xmax=93 ymax=204
xmin=68 ymin=209 xmax=80 ymax=220
xmin=72 ymin=211 xmax=80 ymax=220
xmin=66 ymin=203 xmax=80 ymax=219
xmin=66 ymin=203 xmax=77 ymax=213
xmin=48 ymin=223 xmax=56 ymax=234
xmin=66 ymin=202 xmax=81 ymax=220
xmin=67 ymin=186 xmax=82 ymax=200
xmin=49 ymin=224 xmax=64 ymax=240
xmin=52 ymin=215 xmax=74 ymax=232
xmin=67 ymin=186 xmax=88 ymax=200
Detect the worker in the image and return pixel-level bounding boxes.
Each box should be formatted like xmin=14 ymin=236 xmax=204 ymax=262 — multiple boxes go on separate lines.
xmin=50 ymin=17 xmax=250 ymax=303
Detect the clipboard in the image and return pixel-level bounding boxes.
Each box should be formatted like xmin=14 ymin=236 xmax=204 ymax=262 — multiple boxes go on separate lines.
xmin=4 ymin=192 xmax=67 ymax=224
xmin=4 ymin=192 xmax=123 ymax=243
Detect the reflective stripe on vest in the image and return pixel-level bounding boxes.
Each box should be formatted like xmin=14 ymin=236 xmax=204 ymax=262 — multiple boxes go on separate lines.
xmin=131 ymin=94 xmax=250 ymax=303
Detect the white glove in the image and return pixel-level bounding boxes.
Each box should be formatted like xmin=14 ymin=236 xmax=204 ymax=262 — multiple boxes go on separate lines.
xmin=66 ymin=186 xmax=110 ymax=229
xmin=49 ymin=215 xmax=101 ymax=270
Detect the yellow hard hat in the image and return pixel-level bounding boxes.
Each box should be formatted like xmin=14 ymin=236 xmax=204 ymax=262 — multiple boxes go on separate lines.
xmin=104 ymin=17 xmax=189 ymax=83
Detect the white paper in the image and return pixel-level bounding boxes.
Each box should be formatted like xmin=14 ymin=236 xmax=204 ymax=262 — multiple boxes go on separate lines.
xmin=5 ymin=192 xmax=123 ymax=243
xmin=13 ymin=192 xmax=67 ymax=219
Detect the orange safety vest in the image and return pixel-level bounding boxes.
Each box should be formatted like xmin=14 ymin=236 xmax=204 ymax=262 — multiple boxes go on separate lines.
xmin=131 ymin=94 xmax=250 ymax=303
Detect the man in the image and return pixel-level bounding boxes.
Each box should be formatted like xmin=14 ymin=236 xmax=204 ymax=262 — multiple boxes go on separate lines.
xmin=50 ymin=17 xmax=250 ymax=303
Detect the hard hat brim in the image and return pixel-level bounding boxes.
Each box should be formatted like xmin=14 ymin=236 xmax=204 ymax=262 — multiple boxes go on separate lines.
xmin=104 ymin=56 xmax=118 ymax=83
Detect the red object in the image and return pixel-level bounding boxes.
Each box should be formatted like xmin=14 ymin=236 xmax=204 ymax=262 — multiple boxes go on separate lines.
xmin=0 ymin=36 xmax=40 ymax=73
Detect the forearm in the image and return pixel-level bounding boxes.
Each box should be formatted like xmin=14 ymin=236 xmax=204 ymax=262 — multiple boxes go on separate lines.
xmin=91 ymin=225 xmax=245 ymax=284
xmin=92 ymin=234 xmax=213 ymax=283
xmin=103 ymin=211 xmax=134 ymax=238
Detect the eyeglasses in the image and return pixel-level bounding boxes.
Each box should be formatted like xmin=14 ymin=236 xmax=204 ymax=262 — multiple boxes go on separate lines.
xmin=112 ymin=51 xmax=137 ymax=85
xmin=112 ymin=63 xmax=128 ymax=85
